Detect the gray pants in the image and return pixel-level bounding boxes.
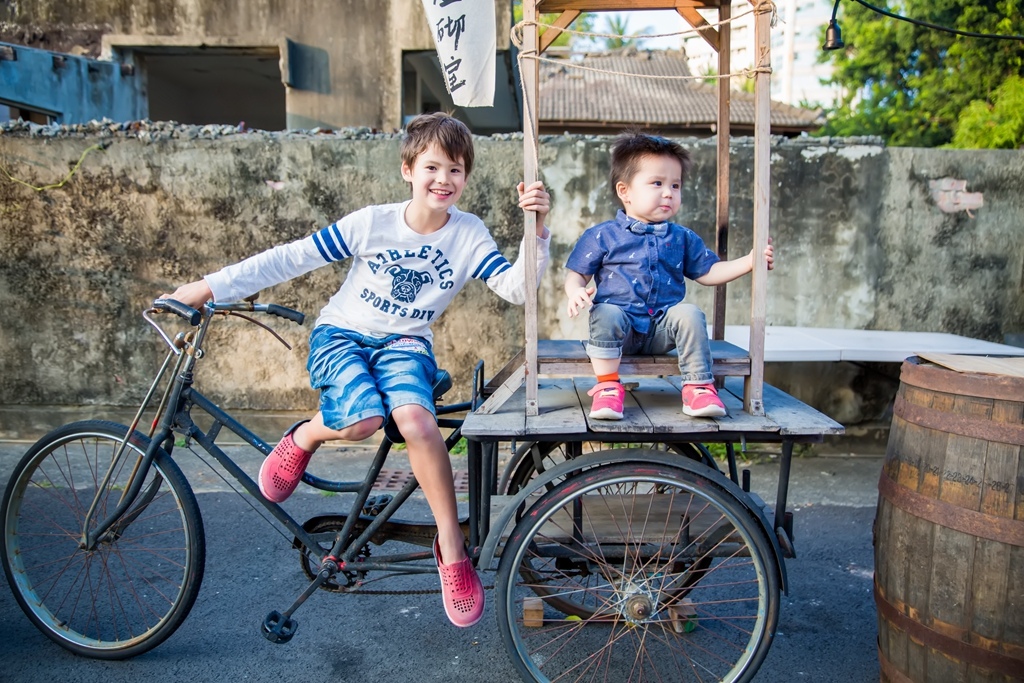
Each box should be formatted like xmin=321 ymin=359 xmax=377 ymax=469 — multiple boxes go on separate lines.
xmin=585 ymin=302 xmax=714 ymax=384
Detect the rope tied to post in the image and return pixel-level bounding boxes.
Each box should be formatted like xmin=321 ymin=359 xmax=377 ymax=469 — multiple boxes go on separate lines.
xmin=755 ymin=0 xmax=780 ymax=27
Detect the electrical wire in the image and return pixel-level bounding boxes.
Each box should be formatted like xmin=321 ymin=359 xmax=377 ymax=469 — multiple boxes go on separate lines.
xmin=851 ymin=0 xmax=1024 ymax=42
xmin=1 ymin=142 xmax=105 ymax=191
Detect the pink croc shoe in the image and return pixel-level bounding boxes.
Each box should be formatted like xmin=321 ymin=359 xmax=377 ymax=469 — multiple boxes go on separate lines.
xmin=258 ymin=422 xmax=314 ymax=503
xmin=682 ymin=383 xmax=728 ymax=418
xmin=587 ymin=381 xmax=625 ymax=420
xmin=433 ymin=536 xmax=485 ymax=627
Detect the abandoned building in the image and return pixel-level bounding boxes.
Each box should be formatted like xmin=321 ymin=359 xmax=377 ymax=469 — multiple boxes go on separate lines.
xmin=0 ymin=0 xmax=519 ymax=133
xmin=1 ymin=1 xmax=819 ymax=135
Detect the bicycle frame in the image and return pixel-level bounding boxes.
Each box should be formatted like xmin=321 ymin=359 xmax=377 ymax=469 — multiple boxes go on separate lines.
xmin=81 ymin=303 xmax=473 ymax=577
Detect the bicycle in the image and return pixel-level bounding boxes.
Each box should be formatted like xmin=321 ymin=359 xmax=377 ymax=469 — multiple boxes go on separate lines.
xmin=2 ymin=298 xmax=784 ymax=682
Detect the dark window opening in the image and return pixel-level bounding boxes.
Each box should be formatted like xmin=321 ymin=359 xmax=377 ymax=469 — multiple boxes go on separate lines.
xmin=401 ymin=50 xmax=521 ymax=135
xmin=138 ymin=48 xmax=286 ymax=131
xmin=2 ymin=101 xmax=55 ymax=124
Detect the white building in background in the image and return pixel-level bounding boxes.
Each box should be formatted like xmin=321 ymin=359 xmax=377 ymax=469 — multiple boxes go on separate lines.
xmin=680 ymin=0 xmax=842 ymax=108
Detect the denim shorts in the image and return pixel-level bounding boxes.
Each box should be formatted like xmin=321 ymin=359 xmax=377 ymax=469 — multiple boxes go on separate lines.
xmin=306 ymin=325 xmax=438 ymax=430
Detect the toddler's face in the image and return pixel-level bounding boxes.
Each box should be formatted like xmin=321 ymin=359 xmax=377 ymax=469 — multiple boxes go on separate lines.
xmin=616 ymin=154 xmax=683 ymax=225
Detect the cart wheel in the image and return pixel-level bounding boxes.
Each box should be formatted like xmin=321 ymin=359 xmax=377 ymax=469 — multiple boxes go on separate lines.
xmin=496 ymin=462 xmax=780 ymax=683
xmin=500 ymin=441 xmax=716 ymax=495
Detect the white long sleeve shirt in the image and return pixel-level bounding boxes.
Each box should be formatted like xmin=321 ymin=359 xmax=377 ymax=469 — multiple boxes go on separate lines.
xmin=204 ymin=201 xmax=550 ymax=344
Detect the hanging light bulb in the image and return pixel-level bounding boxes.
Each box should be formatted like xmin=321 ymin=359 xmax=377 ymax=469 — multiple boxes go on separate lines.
xmin=823 ymin=0 xmax=845 ymax=50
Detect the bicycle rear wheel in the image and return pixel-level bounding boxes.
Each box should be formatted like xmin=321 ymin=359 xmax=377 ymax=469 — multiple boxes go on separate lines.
xmin=496 ymin=462 xmax=780 ymax=683
xmin=1 ymin=420 xmax=205 ymax=659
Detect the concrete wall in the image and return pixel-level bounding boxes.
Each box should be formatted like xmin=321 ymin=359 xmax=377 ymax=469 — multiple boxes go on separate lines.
xmin=0 ymin=126 xmax=1021 ymax=439
xmin=1 ymin=0 xmax=512 ymax=131
xmin=0 ymin=42 xmax=144 ymax=123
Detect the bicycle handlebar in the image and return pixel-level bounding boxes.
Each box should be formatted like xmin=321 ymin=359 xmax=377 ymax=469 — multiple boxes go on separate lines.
xmin=264 ymin=304 xmax=306 ymax=325
xmin=151 ymin=299 xmax=306 ymax=326
xmin=153 ymin=298 xmax=202 ymax=325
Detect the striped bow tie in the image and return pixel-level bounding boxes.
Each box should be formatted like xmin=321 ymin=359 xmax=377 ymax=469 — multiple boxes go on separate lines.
xmin=627 ymin=220 xmax=668 ymax=237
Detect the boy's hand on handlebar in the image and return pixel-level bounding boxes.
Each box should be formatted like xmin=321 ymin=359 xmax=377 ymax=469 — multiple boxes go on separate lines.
xmin=566 ymin=285 xmax=595 ymax=318
xmin=161 ymin=280 xmax=213 ymax=309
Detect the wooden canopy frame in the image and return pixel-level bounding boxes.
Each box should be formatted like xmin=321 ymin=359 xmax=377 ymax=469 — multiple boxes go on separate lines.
xmin=502 ymin=0 xmax=771 ymax=417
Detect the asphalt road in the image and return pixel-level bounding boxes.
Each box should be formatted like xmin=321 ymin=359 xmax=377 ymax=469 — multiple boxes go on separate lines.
xmin=0 ymin=440 xmax=884 ymax=682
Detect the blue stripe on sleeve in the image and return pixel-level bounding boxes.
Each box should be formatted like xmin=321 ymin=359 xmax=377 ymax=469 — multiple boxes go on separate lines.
xmin=312 ymin=232 xmax=332 ymax=262
xmin=314 ymin=224 xmax=345 ymax=261
xmin=472 ymin=251 xmax=502 ymax=279
xmin=476 ymin=252 xmax=512 ymax=280
xmin=329 ymin=224 xmax=351 ymax=258
xmin=472 ymin=252 xmax=493 ymax=278
xmin=488 ymin=261 xmax=512 ymax=278
xmin=471 ymin=256 xmax=488 ymax=278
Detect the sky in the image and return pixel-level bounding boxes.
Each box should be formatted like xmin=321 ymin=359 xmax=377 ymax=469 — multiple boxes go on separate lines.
xmin=587 ymin=10 xmax=688 ymax=50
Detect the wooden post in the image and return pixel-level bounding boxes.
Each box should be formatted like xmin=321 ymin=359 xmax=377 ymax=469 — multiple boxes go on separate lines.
xmin=539 ymin=10 xmax=581 ymax=53
xmin=712 ymin=1 xmax=731 ymax=342
xmin=522 ymin=0 xmax=541 ymax=416
xmin=745 ymin=0 xmax=770 ymax=416
xmin=678 ymin=2 xmax=731 ymax=351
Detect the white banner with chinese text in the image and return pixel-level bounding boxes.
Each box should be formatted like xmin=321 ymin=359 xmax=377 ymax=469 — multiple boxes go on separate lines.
xmin=420 ymin=0 xmax=495 ymax=107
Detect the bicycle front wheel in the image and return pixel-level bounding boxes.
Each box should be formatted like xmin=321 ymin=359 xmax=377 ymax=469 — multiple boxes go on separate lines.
xmin=1 ymin=420 xmax=205 ymax=659
xmin=496 ymin=462 xmax=780 ymax=683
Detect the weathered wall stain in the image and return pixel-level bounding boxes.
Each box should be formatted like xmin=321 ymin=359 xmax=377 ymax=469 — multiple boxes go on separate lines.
xmin=1 ymin=128 xmax=1021 ymax=435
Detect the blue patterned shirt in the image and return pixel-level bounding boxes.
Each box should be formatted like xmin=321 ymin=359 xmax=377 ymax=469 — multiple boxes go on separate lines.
xmin=565 ymin=210 xmax=719 ymax=334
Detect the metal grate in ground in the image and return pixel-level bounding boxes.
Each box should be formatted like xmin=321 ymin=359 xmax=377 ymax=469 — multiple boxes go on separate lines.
xmin=373 ymin=468 xmax=469 ymax=493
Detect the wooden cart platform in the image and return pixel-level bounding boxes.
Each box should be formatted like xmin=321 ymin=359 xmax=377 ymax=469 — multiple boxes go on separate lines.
xmin=463 ymin=374 xmax=843 ymax=441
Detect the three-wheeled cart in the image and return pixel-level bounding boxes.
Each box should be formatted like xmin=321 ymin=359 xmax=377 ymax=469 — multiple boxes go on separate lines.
xmin=460 ymin=2 xmax=844 ymax=680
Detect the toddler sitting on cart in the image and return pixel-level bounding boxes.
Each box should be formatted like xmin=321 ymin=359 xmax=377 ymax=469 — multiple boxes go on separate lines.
xmin=564 ymin=131 xmax=773 ymax=420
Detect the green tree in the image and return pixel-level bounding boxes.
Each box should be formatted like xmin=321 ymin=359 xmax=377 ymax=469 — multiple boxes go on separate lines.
xmin=819 ymin=0 xmax=1024 ymax=147
xmin=601 ymin=14 xmax=652 ymax=50
xmin=950 ymin=74 xmax=1024 ymax=148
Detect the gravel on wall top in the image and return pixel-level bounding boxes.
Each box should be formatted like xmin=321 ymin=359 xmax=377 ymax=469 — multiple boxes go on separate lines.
xmin=0 ymin=117 xmax=886 ymax=147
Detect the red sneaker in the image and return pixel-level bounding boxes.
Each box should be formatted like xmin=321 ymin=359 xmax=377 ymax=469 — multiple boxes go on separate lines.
xmin=433 ymin=536 xmax=485 ymax=627
xmin=258 ymin=425 xmax=314 ymax=503
xmin=682 ymin=383 xmax=727 ymax=418
xmin=587 ymin=381 xmax=625 ymax=420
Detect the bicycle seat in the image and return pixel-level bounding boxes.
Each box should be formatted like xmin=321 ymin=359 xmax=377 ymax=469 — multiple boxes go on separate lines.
xmin=383 ymin=369 xmax=453 ymax=444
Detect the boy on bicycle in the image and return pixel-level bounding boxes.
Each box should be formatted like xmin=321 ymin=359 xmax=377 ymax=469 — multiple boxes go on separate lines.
xmin=164 ymin=113 xmax=551 ymax=628
xmin=564 ymin=131 xmax=773 ymax=420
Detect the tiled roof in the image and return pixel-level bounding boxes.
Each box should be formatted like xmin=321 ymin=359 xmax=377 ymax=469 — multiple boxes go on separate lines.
xmin=537 ymin=49 xmax=822 ymax=132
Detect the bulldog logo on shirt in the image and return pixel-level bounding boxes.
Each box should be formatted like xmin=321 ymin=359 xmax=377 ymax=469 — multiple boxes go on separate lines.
xmin=385 ymin=264 xmax=434 ymax=303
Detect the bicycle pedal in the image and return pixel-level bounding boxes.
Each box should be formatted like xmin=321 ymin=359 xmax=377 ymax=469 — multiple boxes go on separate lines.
xmin=362 ymin=493 xmax=393 ymax=516
xmin=262 ymin=610 xmax=298 ymax=644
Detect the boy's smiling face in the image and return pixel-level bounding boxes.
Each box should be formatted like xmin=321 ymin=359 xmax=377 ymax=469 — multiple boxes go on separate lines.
xmin=616 ymin=153 xmax=683 ymax=225
xmin=401 ymin=142 xmax=468 ymax=215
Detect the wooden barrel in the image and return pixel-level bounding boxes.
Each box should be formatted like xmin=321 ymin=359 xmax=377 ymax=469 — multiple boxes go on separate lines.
xmin=875 ymin=357 xmax=1024 ymax=682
